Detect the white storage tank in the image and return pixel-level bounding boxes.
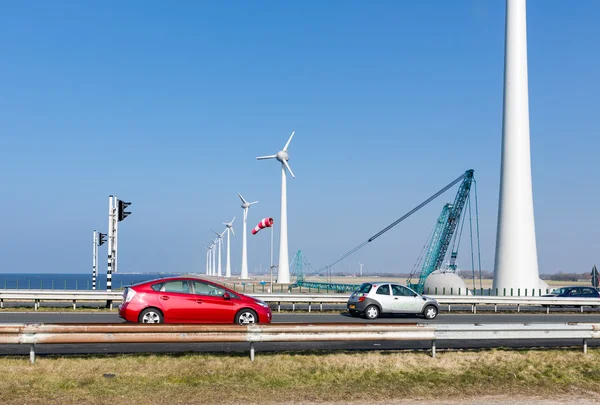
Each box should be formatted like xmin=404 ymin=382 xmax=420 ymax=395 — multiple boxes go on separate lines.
xmin=423 ymin=271 xmax=471 ymax=295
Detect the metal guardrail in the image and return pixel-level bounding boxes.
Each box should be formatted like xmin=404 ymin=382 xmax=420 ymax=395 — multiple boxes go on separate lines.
xmin=2 ymin=290 xmax=600 ymax=313
xmin=0 ymin=322 xmax=597 ymax=364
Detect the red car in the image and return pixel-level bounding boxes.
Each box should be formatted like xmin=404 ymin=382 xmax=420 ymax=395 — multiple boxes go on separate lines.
xmin=118 ymin=277 xmax=272 ymax=324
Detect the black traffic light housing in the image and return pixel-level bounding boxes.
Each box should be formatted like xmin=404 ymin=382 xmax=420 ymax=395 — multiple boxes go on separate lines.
xmin=98 ymin=233 xmax=107 ymax=246
xmin=118 ymin=200 xmax=132 ymax=222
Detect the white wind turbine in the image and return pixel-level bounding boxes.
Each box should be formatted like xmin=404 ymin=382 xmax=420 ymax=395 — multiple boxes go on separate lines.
xmin=222 ymin=217 xmax=236 ymax=278
xmin=212 ymin=229 xmax=226 ymax=277
xmin=210 ymin=239 xmax=217 ymax=276
xmin=238 ymin=193 xmax=258 ymax=279
xmin=202 ymin=245 xmax=210 ymax=275
xmin=256 ymin=131 xmax=296 ymax=284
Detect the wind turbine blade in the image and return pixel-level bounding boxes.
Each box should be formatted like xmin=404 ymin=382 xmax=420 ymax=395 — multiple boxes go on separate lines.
xmin=231 ymin=217 xmax=236 ymax=224
xmin=250 ymin=201 xmax=259 ymax=205
xmin=211 ymin=229 xmax=220 ymax=237
xmin=231 ymin=228 xmax=235 ymax=236
xmin=283 ymin=160 xmax=296 ymax=178
xmin=256 ymin=155 xmax=277 ymax=160
xmin=238 ymin=193 xmax=247 ymax=204
xmin=283 ymin=131 xmax=295 ymax=152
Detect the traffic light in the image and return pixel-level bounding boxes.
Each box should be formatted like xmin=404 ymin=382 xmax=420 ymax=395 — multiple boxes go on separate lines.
xmin=118 ymin=200 xmax=131 ymax=222
xmin=98 ymin=233 xmax=107 ymax=246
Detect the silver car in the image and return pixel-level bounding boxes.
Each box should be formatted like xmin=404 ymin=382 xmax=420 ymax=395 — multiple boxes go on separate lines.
xmin=347 ymin=282 xmax=439 ymax=320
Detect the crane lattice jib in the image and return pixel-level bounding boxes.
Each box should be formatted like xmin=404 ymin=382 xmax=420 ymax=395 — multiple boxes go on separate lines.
xmin=433 ymin=170 xmax=474 ymax=272
xmin=407 ymin=204 xmax=451 ymax=292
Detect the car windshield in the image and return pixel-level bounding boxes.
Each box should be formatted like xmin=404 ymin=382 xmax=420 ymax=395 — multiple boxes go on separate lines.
xmin=356 ymin=283 xmax=372 ymax=293
xmin=552 ymin=288 xmax=567 ymax=295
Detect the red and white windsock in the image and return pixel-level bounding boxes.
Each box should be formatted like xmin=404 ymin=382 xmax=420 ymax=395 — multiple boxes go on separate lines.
xmin=252 ymin=217 xmax=274 ymax=235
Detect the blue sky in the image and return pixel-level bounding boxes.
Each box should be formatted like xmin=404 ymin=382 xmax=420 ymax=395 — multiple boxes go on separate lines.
xmin=0 ymin=1 xmax=598 ymax=276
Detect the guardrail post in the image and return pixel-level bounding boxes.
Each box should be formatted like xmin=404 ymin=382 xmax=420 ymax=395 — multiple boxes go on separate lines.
xmin=583 ymin=339 xmax=588 ymax=354
xmin=73 ymin=300 xmax=76 ymax=310
xmin=308 ymin=303 xmax=311 ymax=313
xmin=278 ymin=302 xmax=281 ymax=313
xmin=431 ymin=341 xmax=436 ymax=358
xmin=250 ymin=342 xmax=255 ymax=361
xmin=0 ymin=299 xmax=3 ymax=308
xmin=30 ymin=344 xmax=36 ymax=364
xmin=581 ymin=306 xmax=584 ymax=313
xmin=517 ymin=304 xmax=520 ymax=312
xmin=547 ymin=305 xmax=550 ymax=314
xmin=448 ymin=304 xmax=451 ymax=313
xmin=320 ymin=303 xmax=323 ymax=311
xmin=473 ymin=304 xmax=476 ymax=314
xmin=494 ymin=304 xmax=497 ymax=313
xmin=292 ymin=303 xmax=295 ymax=312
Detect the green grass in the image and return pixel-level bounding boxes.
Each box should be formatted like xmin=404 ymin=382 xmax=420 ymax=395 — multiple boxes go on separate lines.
xmin=1 ymin=349 xmax=600 ymax=404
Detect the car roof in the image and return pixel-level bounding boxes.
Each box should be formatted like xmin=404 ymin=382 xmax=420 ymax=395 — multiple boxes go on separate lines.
xmin=130 ymin=276 xmax=214 ymax=287
xmin=362 ymin=281 xmax=407 ymax=285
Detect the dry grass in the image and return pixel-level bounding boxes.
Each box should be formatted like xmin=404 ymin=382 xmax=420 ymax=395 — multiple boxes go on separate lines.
xmin=1 ymin=349 xmax=600 ymax=405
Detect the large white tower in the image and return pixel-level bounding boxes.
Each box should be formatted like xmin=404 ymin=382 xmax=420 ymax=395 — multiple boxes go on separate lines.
xmin=223 ymin=218 xmax=235 ymax=278
xmin=257 ymin=131 xmax=297 ymax=284
xmin=493 ymin=0 xmax=541 ymax=292
xmin=238 ymin=194 xmax=258 ymax=280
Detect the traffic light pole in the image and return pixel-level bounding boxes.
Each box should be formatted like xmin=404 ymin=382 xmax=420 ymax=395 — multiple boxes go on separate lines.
xmin=114 ymin=211 xmax=119 ymax=275
xmin=107 ymin=196 xmax=116 ymax=292
xmin=92 ymin=230 xmax=98 ymax=290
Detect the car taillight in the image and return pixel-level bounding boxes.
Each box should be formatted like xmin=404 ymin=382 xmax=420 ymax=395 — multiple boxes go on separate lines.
xmin=125 ymin=288 xmax=136 ymax=303
xmin=358 ymin=296 xmax=366 ymax=302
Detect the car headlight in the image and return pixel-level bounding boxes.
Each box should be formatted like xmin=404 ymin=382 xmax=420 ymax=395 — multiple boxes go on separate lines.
xmin=254 ymin=300 xmax=269 ymax=308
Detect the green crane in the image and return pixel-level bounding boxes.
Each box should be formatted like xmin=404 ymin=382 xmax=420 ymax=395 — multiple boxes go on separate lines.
xmin=406 ymin=170 xmax=474 ymax=293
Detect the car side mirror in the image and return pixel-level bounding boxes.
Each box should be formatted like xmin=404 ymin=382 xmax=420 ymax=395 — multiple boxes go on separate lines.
xmin=223 ymin=292 xmax=231 ymax=300
xmin=413 ymin=293 xmax=418 ymax=297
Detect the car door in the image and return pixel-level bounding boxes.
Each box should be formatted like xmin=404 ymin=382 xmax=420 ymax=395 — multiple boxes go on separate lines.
xmin=157 ymin=280 xmax=198 ymax=322
xmin=391 ymin=284 xmax=423 ymax=313
xmin=374 ymin=284 xmax=394 ymax=313
xmin=192 ymin=281 xmax=235 ymax=323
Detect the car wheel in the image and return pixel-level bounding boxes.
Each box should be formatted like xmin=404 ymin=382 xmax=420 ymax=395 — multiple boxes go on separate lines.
xmin=364 ymin=305 xmax=380 ymax=320
xmin=139 ymin=308 xmax=163 ymax=324
xmin=235 ymin=309 xmax=258 ymax=325
xmin=423 ymin=305 xmax=438 ymax=320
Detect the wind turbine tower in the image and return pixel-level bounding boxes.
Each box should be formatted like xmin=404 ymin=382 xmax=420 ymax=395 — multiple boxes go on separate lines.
xmin=211 ymin=240 xmax=217 ymax=276
xmin=238 ymin=194 xmax=258 ymax=279
xmin=257 ymin=131 xmax=296 ymax=284
xmin=223 ymin=217 xmax=235 ymax=278
xmin=493 ymin=0 xmax=541 ymax=292
xmin=212 ymin=229 xmax=225 ymax=277
xmin=203 ymin=245 xmax=211 ymax=275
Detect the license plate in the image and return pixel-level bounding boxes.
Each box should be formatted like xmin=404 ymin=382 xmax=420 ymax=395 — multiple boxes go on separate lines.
xmin=349 ymin=304 xmax=356 ymax=309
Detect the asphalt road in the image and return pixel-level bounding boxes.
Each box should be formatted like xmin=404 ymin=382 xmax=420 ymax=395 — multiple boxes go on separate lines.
xmin=0 ymin=312 xmax=598 ymax=358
